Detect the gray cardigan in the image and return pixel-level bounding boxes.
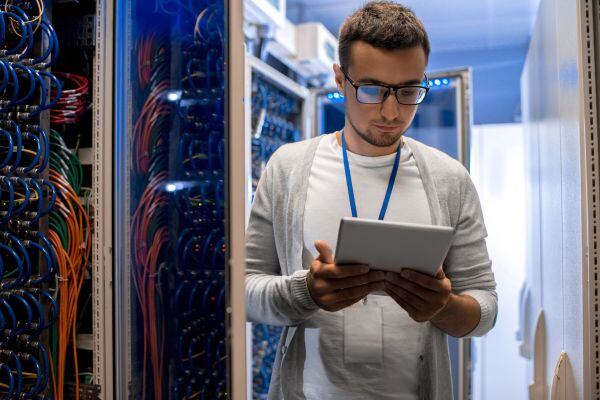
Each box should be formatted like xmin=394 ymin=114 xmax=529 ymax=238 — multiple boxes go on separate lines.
xmin=246 ymin=135 xmax=498 ymax=400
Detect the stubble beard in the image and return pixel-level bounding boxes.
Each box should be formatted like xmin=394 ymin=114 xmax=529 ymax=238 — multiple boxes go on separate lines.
xmin=347 ymin=114 xmax=405 ymax=148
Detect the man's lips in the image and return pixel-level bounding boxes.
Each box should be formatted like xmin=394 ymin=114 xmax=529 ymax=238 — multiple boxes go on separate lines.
xmin=373 ymin=124 xmax=401 ymax=132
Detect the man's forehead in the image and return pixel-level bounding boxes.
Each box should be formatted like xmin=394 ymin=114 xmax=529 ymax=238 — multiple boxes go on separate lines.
xmin=347 ymin=42 xmax=427 ymax=85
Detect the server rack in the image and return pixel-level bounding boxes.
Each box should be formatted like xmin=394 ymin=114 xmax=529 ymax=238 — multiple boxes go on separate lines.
xmin=114 ymin=0 xmax=246 ymax=399
xmin=244 ymin=54 xmax=311 ymax=400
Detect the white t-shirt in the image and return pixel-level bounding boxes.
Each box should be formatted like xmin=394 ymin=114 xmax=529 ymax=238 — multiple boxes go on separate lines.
xmin=302 ymin=132 xmax=432 ymax=399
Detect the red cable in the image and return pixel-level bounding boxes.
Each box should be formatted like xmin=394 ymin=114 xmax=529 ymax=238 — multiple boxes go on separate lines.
xmin=51 ymin=72 xmax=89 ymax=124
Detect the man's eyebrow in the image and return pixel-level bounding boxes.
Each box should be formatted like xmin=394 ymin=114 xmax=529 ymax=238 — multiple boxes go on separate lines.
xmin=357 ymin=76 xmax=423 ymax=86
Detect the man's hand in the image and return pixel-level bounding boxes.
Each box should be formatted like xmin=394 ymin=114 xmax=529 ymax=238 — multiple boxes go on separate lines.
xmin=307 ymin=240 xmax=385 ymax=312
xmin=384 ymin=267 xmax=452 ymax=323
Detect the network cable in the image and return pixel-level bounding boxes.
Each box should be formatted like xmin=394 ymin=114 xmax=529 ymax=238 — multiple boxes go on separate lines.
xmin=0 ymin=1 xmax=60 ymax=398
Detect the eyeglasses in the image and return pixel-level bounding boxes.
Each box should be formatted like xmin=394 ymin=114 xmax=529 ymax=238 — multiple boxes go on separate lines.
xmin=341 ymin=69 xmax=430 ymax=105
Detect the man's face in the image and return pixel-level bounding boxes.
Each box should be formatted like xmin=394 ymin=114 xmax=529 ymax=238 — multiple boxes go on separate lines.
xmin=334 ymin=42 xmax=428 ymax=148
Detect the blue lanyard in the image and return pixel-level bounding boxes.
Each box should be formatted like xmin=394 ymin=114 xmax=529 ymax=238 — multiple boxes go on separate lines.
xmin=341 ymin=130 xmax=402 ymax=220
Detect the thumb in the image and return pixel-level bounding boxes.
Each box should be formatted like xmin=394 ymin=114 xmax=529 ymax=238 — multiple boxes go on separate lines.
xmin=314 ymin=240 xmax=334 ymax=264
xmin=435 ymin=266 xmax=446 ymax=280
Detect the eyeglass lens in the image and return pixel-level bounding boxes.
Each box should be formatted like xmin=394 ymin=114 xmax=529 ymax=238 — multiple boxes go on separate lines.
xmin=356 ymin=85 xmax=427 ymax=105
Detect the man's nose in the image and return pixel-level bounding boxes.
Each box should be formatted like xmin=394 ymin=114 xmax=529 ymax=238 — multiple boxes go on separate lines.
xmin=380 ymin=92 xmax=400 ymax=121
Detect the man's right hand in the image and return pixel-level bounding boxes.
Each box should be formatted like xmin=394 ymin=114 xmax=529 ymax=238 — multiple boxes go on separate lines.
xmin=306 ymin=240 xmax=385 ymax=312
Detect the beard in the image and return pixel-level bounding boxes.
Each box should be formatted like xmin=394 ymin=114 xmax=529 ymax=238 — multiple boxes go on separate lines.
xmin=347 ymin=114 xmax=405 ymax=148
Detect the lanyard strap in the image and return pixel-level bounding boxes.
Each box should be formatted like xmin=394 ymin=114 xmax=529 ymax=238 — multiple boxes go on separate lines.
xmin=341 ymin=130 xmax=402 ymax=220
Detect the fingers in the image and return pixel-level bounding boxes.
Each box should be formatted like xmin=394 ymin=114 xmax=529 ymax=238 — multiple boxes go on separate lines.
xmin=325 ymin=296 xmax=365 ymax=312
xmin=327 ymin=270 xmax=385 ymax=290
xmin=385 ymin=281 xmax=428 ymax=309
xmin=387 ymin=290 xmax=419 ymax=316
xmin=434 ymin=266 xmax=445 ymax=280
xmin=384 ymin=276 xmax=434 ymax=303
xmin=395 ymin=269 xmax=449 ymax=293
xmin=313 ymin=262 xmax=369 ymax=279
xmin=314 ymin=240 xmax=334 ymax=264
xmin=320 ymin=281 xmax=385 ymax=305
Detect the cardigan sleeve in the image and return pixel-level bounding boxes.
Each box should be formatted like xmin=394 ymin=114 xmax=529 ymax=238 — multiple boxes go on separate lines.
xmin=443 ymin=169 xmax=498 ymax=338
xmin=245 ymin=154 xmax=320 ymax=326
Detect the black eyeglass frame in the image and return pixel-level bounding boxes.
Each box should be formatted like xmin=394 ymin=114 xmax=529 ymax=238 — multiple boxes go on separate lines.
xmin=341 ymin=68 xmax=430 ymax=105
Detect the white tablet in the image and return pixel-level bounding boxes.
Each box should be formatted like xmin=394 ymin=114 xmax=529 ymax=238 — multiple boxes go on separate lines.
xmin=334 ymin=217 xmax=455 ymax=276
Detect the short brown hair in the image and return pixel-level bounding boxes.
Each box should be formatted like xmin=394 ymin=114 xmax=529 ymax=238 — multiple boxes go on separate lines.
xmin=338 ymin=1 xmax=430 ymax=70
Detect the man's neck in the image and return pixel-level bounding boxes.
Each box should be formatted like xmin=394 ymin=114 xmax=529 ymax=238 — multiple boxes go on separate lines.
xmin=336 ymin=127 xmax=402 ymax=157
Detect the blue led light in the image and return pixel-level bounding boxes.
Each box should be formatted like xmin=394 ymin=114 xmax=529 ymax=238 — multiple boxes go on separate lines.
xmin=434 ymin=79 xmax=441 ymax=86
xmin=442 ymin=78 xmax=449 ymax=85
xmin=327 ymin=93 xmax=333 ymax=100
xmin=333 ymin=93 xmax=340 ymax=99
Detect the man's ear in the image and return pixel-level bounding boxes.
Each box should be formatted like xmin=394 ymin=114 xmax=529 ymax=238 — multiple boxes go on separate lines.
xmin=333 ymin=64 xmax=345 ymax=94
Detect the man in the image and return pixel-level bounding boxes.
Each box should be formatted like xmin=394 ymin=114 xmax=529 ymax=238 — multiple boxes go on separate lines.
xmin=246 ymin=2 xmax=497 ymax=399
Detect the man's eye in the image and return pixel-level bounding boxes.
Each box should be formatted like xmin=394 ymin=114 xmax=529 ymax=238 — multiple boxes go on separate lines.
xmin=400 ymin=89 xmax=418 ymax=96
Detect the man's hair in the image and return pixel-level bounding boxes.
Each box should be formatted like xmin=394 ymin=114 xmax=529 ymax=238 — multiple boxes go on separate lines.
xmin=338 ymin=1 xmax=430 ymax=70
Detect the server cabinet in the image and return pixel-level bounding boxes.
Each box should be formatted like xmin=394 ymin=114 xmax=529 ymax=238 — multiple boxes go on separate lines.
xmin=244 ymin=54 xmax=311 ymax=400
xmin=114 ymin=1 xmax=246 ymax=398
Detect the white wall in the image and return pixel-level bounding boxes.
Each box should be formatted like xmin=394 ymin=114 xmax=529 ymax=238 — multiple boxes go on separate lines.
xmin=470 ymin=123 xmax=528 ymax=400
xmin=521 ymin=0 xmax=583 ymax=396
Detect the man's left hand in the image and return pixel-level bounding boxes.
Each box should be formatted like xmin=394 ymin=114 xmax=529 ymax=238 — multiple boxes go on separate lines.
xmin=384 ymin=267 xmax=452 ymax=323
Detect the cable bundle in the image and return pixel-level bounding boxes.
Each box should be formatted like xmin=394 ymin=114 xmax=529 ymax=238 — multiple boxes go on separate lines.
xmin=123 ymin=1 xmax=228 ymax=398
xmin=0 ymin=1 xmax=61 ymax=397
xmin=47 ymin=129 xmax=90 ymax=400
xmin=130 ymin=31 xmax=171 ymax=400
xmin=50 ymin=72 xmax=89 ymax=125
xmin=168 ymin=4 xmax=228 ymax=399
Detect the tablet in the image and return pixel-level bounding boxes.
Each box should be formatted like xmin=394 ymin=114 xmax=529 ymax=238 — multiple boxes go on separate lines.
xmin=334 ymin=217 xmax=455 ymax=276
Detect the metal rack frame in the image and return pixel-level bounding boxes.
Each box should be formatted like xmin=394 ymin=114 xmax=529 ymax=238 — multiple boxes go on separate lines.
xmin=578 ymin=0 xmax=600 ymax=398
xmin=230 ymin=1 xmax=248 ymax=398
xmin=92 ymin=0 xmax=115 ymax=398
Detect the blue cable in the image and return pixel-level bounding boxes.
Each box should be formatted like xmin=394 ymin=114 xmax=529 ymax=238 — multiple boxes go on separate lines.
xmin=2 ymin=61 xmax=19 ymax=110
xmin=3 ymin=350 xmax=22 ymax=396
xmin=3 ymin=121 xmax=23 ymax=172
xmin=0 ymin=243 xmax=23 ymax=289
xmin=0 ymin=177 xmax=15 ymax=224
xmin=4 ymin=292 xmax=32 ymax=333
xmin=36 ymin=342 xmax=51 ymax=390
xmin=39 ymin=180 xmax=56 ymax=216
xmin=35 ymin=290 xmax=57 ymax=329
xmin=20 ymin=352 xmax=42 ymax=396
xmin=30 ymin=21 xmax=54 ymax=65
xmin=35 ymin=233 xmax=57 ymax=283
xmin=0 ymin=363 xmax=14 ymax=397
xmin=4 ymin=5 xmax=34 ymax=59
xmin=11 ymin=63 xmax=36 ymax=106
xmin=26 ymin=241 xmax=53 ymax=285
xmin=5 ymin=233 xmax=31 ymax=284
xmin=0 ymin=8 xmax=5 ymax=47
xmin=49 ymin=19 xmax=60 ymax=67
xmin=27 ymin=125 xmax=50 ymax=173
xmin=0 ymin=11 xmax=27 ymax=56
xmin=0 ymin=60 xmax=9 ymax=94
xmin=19 ymin=290 xmax=44 ymax=334
xmin=20 ymin=132 xmax=41 ymax=173
xmin=0 ymin=128 xmax=14 ymax=169
xmin=27 ymin=69 xmax=48 ymax=118
xmin=0 ymin=297 xmax=16 ymax=335
xmin=11 ymin=177 xmax=31 ymax=218
xmin=38 ymin=71 xmax=62 ymax=111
